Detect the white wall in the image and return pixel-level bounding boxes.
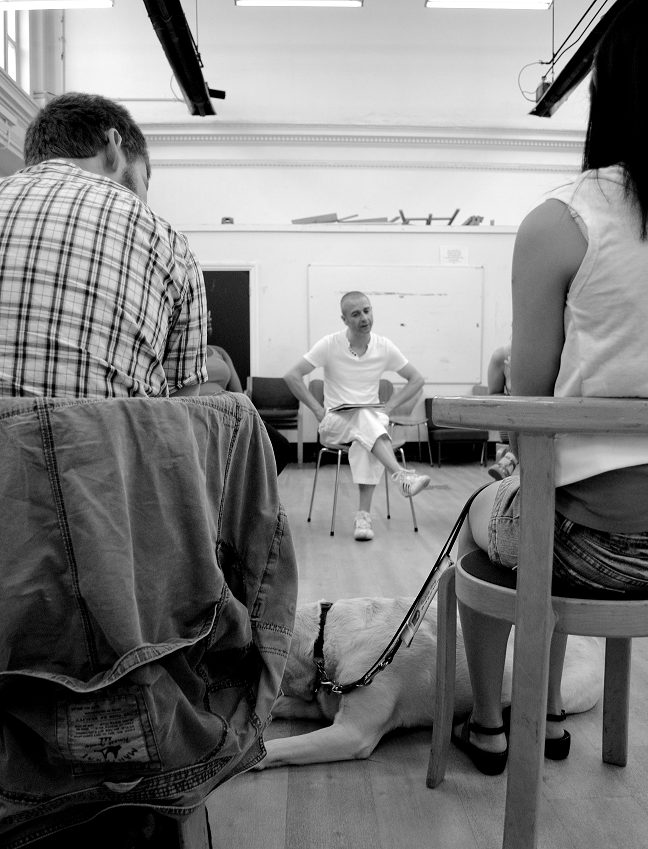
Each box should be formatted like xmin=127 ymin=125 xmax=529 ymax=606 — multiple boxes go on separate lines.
xmin=57 ymin=0 xmax=593 ymax=443
xmin=59 ymin=0 xmax=587 ymax=229
xmin=186 ymin=223 xmax=516 ymax=440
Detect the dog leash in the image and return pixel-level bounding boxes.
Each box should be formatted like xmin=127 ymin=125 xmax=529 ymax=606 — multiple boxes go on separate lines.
xmin=313 ymin=482 xmax=492 ymax=696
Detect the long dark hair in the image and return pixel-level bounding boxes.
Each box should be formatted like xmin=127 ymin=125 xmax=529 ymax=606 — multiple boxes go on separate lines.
xmin=583 ymin=0 xmax=648 ymax=238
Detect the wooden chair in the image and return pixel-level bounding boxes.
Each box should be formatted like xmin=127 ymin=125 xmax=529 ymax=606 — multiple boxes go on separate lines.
xmin=426 ymin=395 xmax=648 ymax=849
xmin=306 ymin=378 xmax=418 ymax=535
xmin=246 ymin=376 xmax=304 ymax=467
xmin=424 ymin=396 xmax=488 ymax=468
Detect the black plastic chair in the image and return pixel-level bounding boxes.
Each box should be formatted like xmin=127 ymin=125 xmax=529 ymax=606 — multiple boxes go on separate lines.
xmin=246 ymin=376 xmax=303 ymax=466
xmin=424 ymin=396 xmax=488 ymax=468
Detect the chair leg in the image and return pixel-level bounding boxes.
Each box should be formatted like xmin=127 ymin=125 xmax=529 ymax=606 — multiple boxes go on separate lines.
xmin=427 ymin=566 xmax=457 ymax=788
xmin=602 ymin=637 xmax=632 ymax=766
xmin=307 ymin=449 xmax=325 ymax=522
xmin=385 ymin=466 xmax=391 ymax=520
xmin=297 ymin=412 xmax=304 ymax=468
xmin=417 ymin=423 xmax=423 ymax=463
xmin=408 ymin=494 xmax=418 ymax=532
xmin=330 ymin=449 xmax=343 ymax=536
xmin=396 ymin=446 xmax=417 ymax=532
xmin=480 ymin=441 xmax=487 ymax=466
xmin=176 ymin=803 xmax=212 ymax=848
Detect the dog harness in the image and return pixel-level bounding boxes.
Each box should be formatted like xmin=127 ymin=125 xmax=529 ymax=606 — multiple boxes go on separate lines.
xmin=313 ymin=601 xmax=333 ymax=694
xmin=311 ymin=483 xmax=491 ymax=696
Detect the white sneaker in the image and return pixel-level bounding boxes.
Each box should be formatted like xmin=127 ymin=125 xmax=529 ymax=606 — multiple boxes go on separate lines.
xmin=354 ymin=511 xmax=374 ymax=541
xmin=392 ymin=469 xmax=430 ymax=498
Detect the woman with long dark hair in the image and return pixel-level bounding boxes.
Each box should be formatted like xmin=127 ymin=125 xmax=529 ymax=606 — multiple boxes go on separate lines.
xmin=450 ymin=0 xmax=648 ymax=776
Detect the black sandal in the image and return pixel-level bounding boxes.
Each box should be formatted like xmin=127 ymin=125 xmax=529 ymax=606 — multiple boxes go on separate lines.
xmin=545 ymin=711 xmax=571 ymax=760
xmin=451 ymin=716 xmax=508 ymax=776
xmin=502 ymin=706 xmax=571 ymax=760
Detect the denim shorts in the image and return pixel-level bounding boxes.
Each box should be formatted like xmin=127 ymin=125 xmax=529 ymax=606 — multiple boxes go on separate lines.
xmin=488 ymin=476 xmax=648 ymax=593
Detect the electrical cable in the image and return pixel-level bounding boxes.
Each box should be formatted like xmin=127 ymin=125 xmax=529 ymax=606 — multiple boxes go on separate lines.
xmin=518 ymin=0 xmax=611 ymax=102
xmin=169 ymin=74 xmax=184 ymax=102
xmin=549 ymin=0 xmax=611 ymax=68
xmin=518 ymin=60 xmax=548 ymax=102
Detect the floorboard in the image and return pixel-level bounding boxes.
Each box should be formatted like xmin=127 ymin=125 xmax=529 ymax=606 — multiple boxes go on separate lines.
xmin=208 ymin=458 xmax=648 ymax=849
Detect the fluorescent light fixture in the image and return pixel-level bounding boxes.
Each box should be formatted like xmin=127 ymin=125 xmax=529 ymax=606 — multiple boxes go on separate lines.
xmin=0 ymin=0 xmax=113 ymax=7
xmin=236 ymin=1 xmax=362 ymax=6
xmin=425 ymin=0 xmax=551 ymax=8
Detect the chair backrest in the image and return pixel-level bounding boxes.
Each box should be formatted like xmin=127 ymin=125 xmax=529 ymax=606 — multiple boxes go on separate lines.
xmin=378 ymin=378 xmax=394 ymax=404
xmin=309 ymin=378 xmax=325 ymax=406
xmin=247 ymin=376 xmax=299 ymax=410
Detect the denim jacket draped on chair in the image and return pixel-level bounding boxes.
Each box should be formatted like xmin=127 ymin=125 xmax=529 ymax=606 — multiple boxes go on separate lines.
xmin=0 ymin=393 xmax=298 ymax=846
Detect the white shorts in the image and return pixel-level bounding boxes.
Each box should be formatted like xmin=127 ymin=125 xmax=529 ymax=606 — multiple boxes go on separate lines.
xmin=318 ymin=408 xmax=390 ymax=485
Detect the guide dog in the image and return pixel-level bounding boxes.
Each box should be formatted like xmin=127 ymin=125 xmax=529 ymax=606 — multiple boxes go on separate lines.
xmin=257 ymin=596 xmax=604 ymax=769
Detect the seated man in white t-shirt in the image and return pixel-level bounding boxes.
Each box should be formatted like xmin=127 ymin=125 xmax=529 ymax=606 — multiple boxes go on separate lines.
xmin=284 ymin=291 xmax=430 ymax=541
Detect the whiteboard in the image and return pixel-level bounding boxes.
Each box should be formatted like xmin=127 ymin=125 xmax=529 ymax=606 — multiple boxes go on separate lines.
xmin=307 ymin=265 xmax=483 ymax=383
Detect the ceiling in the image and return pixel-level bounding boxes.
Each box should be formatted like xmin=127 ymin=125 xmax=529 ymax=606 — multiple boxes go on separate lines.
xmin=63 ymin=0 xmax=610 ymax=127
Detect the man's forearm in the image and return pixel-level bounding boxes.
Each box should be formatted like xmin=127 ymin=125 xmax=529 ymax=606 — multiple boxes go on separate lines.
xmin=384 ymin=375 xmax=424 ymax=415
xmin=283 ymin=372 xmax=324 ymax=418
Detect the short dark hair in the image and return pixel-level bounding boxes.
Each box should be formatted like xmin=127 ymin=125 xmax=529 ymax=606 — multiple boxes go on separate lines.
xmin=24 ymin=92 xmax=150 ymax=177
xmin=583 ymin=0 xmax=648 ymax=237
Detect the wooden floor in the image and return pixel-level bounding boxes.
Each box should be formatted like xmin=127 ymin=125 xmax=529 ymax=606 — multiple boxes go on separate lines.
xmin=208 ymin=458 xmax=648 ymax=849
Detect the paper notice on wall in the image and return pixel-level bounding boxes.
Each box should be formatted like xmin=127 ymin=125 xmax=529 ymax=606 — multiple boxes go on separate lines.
xmin=440 ymin=246 xmax=468 ymax=266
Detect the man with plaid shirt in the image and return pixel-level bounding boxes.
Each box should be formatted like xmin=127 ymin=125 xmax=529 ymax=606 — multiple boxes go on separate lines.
xmin=0 ymin=92 xmax=207 ymax=398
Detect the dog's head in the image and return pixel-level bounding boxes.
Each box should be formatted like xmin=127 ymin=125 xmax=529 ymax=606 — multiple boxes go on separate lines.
xmin=280 ymin=601 xmax=322 ymax=701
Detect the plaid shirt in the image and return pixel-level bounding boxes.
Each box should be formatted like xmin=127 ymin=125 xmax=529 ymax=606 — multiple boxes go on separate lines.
xmin=0 ymin=160 xmax=207 ymax=397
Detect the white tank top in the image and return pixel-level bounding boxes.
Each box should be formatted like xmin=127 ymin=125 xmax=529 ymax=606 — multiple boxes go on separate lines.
xmin=549 ymin=166 xmax=648 ymax=486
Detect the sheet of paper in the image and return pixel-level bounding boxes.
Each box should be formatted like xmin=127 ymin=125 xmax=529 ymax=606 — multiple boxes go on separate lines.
xmin=440 ymin=245 xmax=468 ymax=266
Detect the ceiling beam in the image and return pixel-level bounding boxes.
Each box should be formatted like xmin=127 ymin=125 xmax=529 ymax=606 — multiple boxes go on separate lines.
xmin=530 ymin=0 xmax=633 ymax=118
xmin=141 ymin=0 xmax=224 ymax=116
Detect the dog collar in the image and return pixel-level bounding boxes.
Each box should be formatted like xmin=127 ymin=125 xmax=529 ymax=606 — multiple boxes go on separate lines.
xmin=313 ymin=601 xmax=333 ymax=693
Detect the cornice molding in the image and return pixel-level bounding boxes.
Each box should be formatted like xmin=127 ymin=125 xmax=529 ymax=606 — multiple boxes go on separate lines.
xmin=151 ymin=158 xmax=580 ymax=174
xmin=143 ymin=122 xmax=585 ymax=153
xmin=0 ymin=72 xmax=39 ymax=173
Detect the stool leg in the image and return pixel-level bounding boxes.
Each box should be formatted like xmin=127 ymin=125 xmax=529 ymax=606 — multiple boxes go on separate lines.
xmin=603 ymin=637 xmax=632 ymax=766
xmin=427 ymin=567 xmax=457 ymax=787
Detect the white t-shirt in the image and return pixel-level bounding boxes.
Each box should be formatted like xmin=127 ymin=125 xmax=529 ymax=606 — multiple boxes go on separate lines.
xmin=304 ymin=330 xmax=408 ymax=410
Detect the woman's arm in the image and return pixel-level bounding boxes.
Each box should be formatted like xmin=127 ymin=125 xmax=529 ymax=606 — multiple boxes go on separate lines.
xmin=509 ymin=199 xmax=587 ymax=457
xmin=487 ymin=347 xmax=508 ymax=395
xmin=214 ymin=346 xmax=244 ymax=393
xmin=511 ymin=199 xmax=587 ymax=397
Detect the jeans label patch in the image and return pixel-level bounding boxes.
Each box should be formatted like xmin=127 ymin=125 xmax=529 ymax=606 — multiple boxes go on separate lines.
xmin=58 ymin=688 xmax=161 ymax=774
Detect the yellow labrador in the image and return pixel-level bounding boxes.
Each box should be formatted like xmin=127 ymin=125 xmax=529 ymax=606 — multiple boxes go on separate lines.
xmin=257 ymin=597 xmax=603 ymax=769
